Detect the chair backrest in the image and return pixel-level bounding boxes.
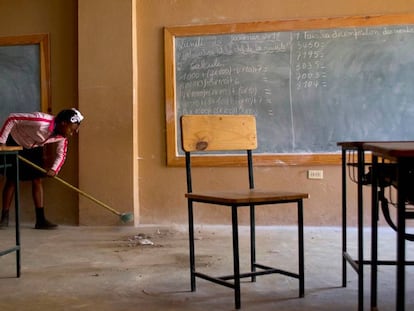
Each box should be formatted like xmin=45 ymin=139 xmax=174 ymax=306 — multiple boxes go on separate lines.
xmin=180 ymin=114 xmax=257 ymax=193
xmin=180 ymin=115 xmax=257 ymax=152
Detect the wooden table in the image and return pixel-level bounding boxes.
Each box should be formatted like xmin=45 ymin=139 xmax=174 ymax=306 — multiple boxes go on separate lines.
xmin=364 ymin=142 xmax=414 ymax=311
xmin=0 ymin=145 xmax=22 ymax=277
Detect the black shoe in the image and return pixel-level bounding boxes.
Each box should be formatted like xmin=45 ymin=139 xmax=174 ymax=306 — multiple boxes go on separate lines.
xmin=35 ymin=218 xmax=58 ymax=230
xmin=0 ymin=211 xmax=9 ymax=229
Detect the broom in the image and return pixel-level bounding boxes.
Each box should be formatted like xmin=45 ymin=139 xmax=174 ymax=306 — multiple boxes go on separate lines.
xmin=18 ymin=155 xmax=134 ymax=223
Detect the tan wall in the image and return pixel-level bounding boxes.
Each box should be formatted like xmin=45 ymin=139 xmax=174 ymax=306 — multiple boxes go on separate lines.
xmin=78 ymin=0 xmax=134 ymax=225
xmin=0 ymin=0 xmax=79 ymax=224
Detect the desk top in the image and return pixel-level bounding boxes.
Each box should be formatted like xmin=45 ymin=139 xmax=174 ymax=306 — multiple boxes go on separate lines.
xmin=0 ymin=146 xmax=22 ymax=151
xmin=337 ymin=141 xmax=366 ymax=148
xmin=363 ymin=141 xmax=414 ymax=158
xmin=337 ymin=141 xmax=372 ymax=149
xmin=337 ymin=140 xmax=414 ymax=149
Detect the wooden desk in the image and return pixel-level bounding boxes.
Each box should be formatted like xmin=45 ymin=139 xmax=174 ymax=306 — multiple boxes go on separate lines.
xmin=364 ymin=142 xmax=414 ymax=311
xmin=0 ymin=145 xmax=22 ymax=277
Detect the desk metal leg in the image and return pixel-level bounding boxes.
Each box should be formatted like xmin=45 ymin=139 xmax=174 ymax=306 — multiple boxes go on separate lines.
xmin=357 ymin=148 xmax=364 ymax=311
xmin=15 ymin=154 xmax=21 ymax=278
xmin=341 ymin=148 xmax=364 ymax=311
xmin=298 ymin=199 xmax=304 ymax=297
xmin=371 ymin=156 xmax=379 ymax=310
xmin=0 ymin=152 xmax=21 ymax=278
xmin=231 ymin=205 xmax=241 ymax=309
xmin=341 ymin=149 xmax=347 ymax=288
xmin=396 ymin=161 xmax=407 ymax=311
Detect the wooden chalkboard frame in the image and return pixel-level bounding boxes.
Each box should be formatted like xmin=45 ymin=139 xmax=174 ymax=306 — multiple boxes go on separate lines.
xmin=164 ymin=14 xmax=414 ymax=167
xmin=0 ymin=34 xmax=51 ymax=114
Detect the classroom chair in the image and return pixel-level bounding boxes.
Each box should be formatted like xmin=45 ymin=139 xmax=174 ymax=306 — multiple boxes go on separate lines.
xmin=180 ymin=114 xmax=309 ymax=309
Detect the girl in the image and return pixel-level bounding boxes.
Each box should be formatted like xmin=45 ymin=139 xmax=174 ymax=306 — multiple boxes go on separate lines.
xmin=0 ymin=108 xmax=84 ymax=229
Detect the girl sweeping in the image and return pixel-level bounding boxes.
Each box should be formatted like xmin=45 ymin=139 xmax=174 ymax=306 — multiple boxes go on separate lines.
xmin=0 ymin=108 xmax=84 ymax=229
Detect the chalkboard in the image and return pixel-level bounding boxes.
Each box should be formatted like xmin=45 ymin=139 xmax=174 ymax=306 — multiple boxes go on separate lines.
xmin=165 ymin=14 xmax=414 ymax=166
xmin=0 ymin=34 xmax=50 ymax=126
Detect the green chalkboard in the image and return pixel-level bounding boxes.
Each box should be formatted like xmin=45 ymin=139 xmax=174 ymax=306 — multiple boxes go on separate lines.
xmin=0 ymin=34 xmax=50 ymax=126
xmin=0 ymin=45 xmax=40 ymax=125
xmin=165 ymin=14 xmax=414 ymax=166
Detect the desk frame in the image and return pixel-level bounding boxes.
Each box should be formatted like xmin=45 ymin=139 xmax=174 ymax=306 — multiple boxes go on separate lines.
xmin=340 ymin=141 xmax=414 ymax=311
xmin=365 ymin=142 xmax=414 ymax=311
xmin=339 ymin=142 xmax=366 ymax=311
xmin=0 ymin=148 xmax=21 ymax=278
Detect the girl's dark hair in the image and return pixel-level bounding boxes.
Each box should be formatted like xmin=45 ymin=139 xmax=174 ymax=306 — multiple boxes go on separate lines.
xmin=55 ymin=108 xmax=84 ymax=124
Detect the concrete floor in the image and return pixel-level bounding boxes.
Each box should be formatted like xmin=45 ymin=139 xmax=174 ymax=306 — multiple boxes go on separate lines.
xmin=1 ymin=224 xmax=414 ymax=311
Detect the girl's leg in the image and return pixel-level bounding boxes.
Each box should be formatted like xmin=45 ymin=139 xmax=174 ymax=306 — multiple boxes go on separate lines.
xmin=0 ymin=179 xmax=16 ymax=227
xmin=32 ymin=178 xmax=57 ymax=230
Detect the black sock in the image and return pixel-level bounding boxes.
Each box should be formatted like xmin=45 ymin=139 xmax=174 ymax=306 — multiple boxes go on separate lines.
xmin=1 ymin=209 xmax=9 ymax=221
xmin=35 ymin=207 xmax=45 ymax=223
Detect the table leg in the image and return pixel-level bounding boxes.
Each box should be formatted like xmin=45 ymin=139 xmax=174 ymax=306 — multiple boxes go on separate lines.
xmin=357 ymin=148 xmax=364 ymax=311
xmin=15 ymin=153 xmax=21 ymax=278
xmin=371 ymin=155 xmax=379 ymax=310
xmin=396 ymin=161 xmax=406 ymax=311
xmin=298 ymin=199 xmax=304 ymax=297
xmin=341 ymin=149 xmax=347 ymax=288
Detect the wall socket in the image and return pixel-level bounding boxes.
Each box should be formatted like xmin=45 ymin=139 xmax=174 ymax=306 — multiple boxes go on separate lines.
xmin=308 ymin=169 xmax=324 ymax=179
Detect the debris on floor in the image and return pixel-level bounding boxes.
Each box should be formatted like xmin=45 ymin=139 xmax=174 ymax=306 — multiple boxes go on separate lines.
xmin=126 ymin=233 xmax=154 ymax=247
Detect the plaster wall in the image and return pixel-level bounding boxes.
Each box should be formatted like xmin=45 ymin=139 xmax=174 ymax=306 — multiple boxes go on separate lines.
xmin=78 ymin=0 xmax=134 ymax=225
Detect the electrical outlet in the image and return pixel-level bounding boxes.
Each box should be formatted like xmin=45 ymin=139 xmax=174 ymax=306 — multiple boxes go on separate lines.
xmin=308 ymin=169 xmax=323 ymax=179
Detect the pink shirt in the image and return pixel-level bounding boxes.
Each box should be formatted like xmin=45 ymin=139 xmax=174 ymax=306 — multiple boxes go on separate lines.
xmin=0 ymin=112 xmax=68 ymax=173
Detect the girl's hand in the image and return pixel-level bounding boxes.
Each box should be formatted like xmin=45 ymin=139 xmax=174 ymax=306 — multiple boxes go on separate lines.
xmin=46 ymin=169 xmax=56 ymax=177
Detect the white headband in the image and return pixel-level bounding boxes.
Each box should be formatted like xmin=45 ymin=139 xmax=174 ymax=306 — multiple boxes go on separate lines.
xmin=70 ymin=108 xmax=84 ymax=123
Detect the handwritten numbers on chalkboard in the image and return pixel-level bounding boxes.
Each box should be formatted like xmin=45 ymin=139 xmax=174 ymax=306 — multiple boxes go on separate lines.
xmin=165 ymin=15 xmax=414 ymax=166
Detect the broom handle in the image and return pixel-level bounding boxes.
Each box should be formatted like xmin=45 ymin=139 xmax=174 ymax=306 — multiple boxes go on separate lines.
xmin=18 ymin=155 xmax=121 ymax=216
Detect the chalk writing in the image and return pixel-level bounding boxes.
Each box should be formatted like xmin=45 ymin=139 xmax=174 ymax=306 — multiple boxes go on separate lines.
xmin=173 ymin=25 xmax=414 ymax=154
